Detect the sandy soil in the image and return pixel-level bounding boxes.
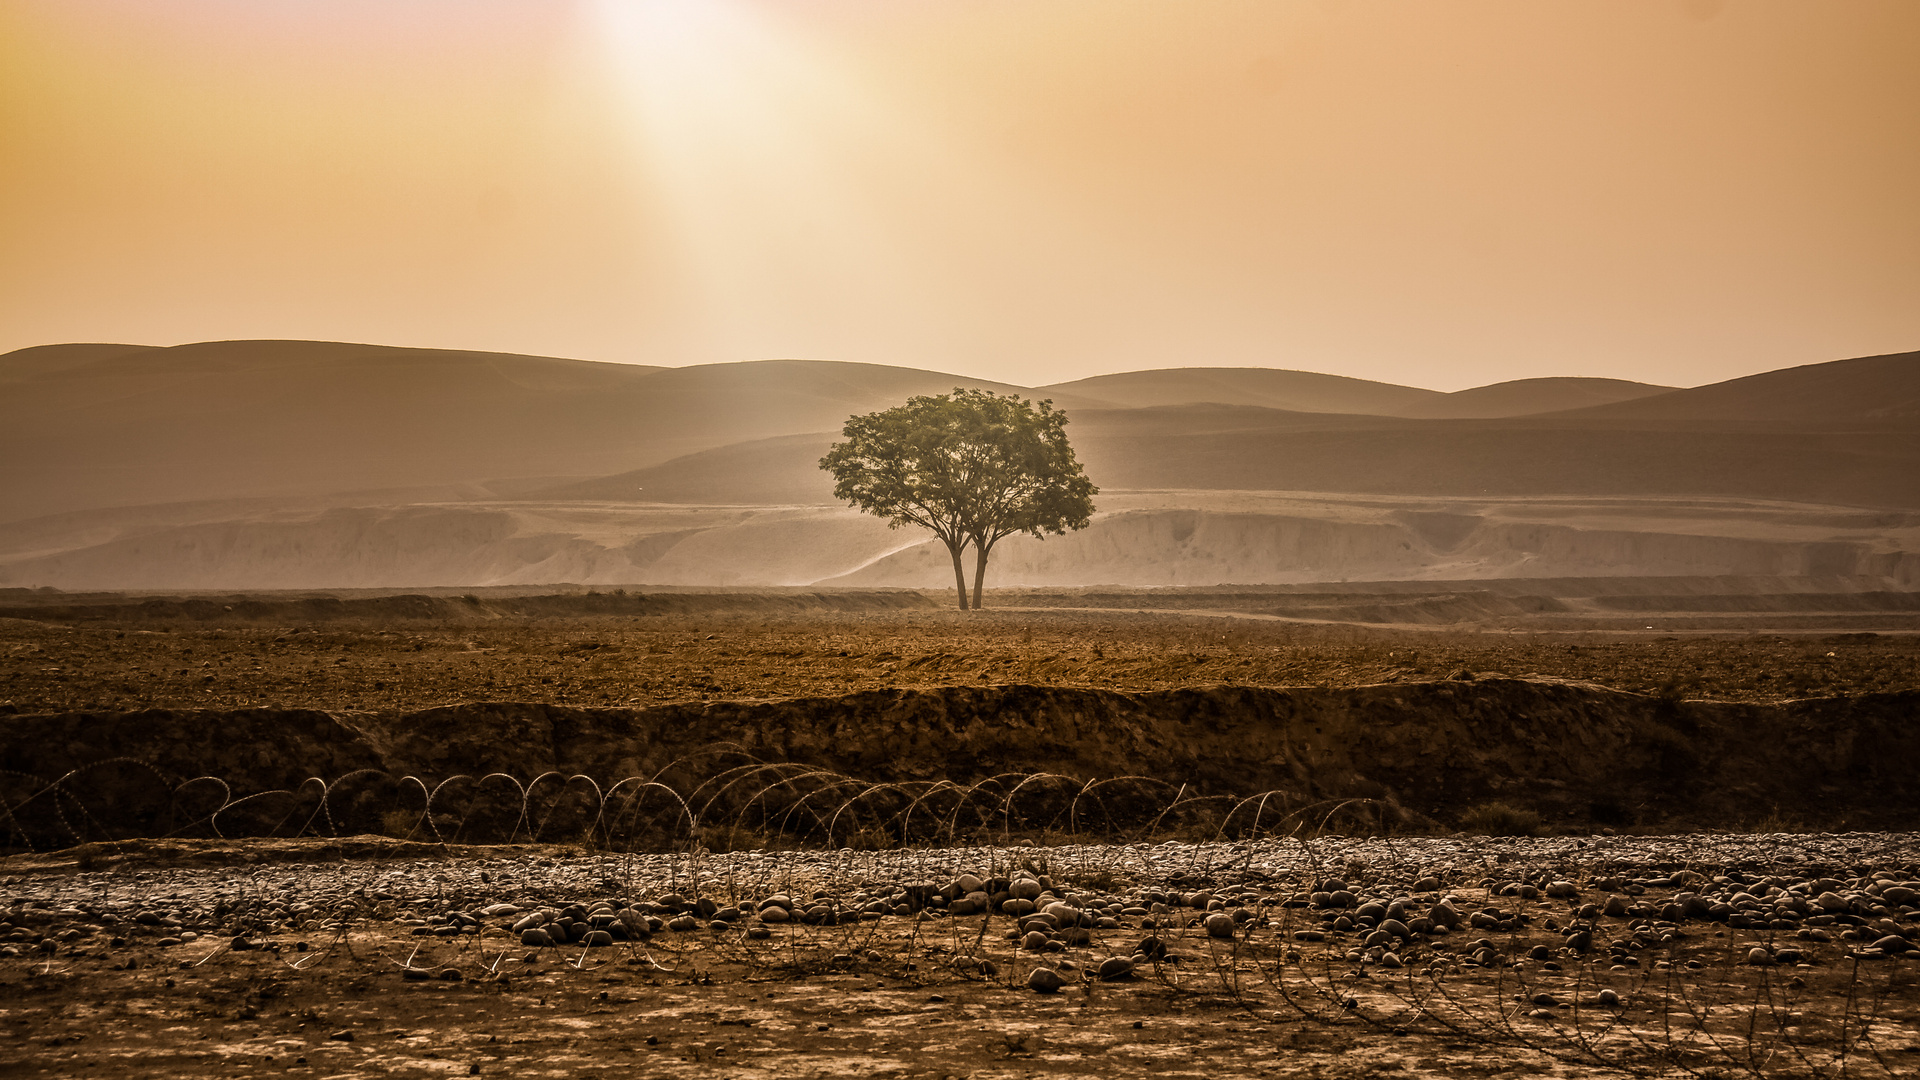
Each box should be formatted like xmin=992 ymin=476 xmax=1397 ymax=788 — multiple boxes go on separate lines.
xmin=4 ymin=602 xmax=1917 ymax=715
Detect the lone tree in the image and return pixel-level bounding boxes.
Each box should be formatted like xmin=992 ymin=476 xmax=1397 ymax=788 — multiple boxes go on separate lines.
xmin=820 ymin=388 xmax=1097 ymax=610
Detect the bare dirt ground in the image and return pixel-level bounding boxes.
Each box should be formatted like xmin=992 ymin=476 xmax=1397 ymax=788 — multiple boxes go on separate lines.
xmin=4 ymin=836 xmax=1919 ymax=1079
xmin=3 ymin=588 xmax=1920 ymax=1076
xmin=4 ymin=600 xmax=1917 ymax=715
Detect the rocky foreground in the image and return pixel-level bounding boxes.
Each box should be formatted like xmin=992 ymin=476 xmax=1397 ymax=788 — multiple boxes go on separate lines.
xmin=4 ymin=832 xmax=1918 ymax=1078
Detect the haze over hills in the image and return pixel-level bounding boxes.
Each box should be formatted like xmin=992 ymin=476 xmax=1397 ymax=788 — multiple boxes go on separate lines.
xmin=1558 ymin=350 xmax=1920 ymax=425
xmin=2 ymin=339 xmax=1917 ymax=592
xmin=0 ymin=340 xmax=1089 ymax=521
xmin=1038 ymin=368 xmax=1675 ymax=418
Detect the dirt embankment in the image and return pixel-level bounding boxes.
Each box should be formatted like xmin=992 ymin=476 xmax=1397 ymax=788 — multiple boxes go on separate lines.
xmin=7 ymin=681 xmax=1918 ymax=839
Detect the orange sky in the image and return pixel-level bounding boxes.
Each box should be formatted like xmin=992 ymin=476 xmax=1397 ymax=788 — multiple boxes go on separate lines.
xmin=1 ymin=0 xmax=1915 ymax=390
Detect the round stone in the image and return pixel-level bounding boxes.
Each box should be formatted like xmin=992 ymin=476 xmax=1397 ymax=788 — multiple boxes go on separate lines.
xmin=1097 ymin=956 xmax=1134 ymax=981
xmin=520 ymin=928 xmax=553 ymax=947
xmin=1010 ymin=878 xmax=1043 ymax=902
xmin=583 ymin=930 xmax=613 ymax=948
xmin=759 ymin=906 xmax=790 ymax=924
xmin=1022 ymin=931 xmax=1050 ymax=951
xmin=1747 ymin=948 xmax=1775 ymax=966
xmin=1027 ymin=967 xmax=1066 ymax=993
xmin=1204 ymin=913 xmax=1237 ymax=939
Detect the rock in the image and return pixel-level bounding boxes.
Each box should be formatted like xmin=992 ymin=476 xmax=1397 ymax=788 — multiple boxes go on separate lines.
xmin=1597 ymin=989 xmax=1621 ymax=1007
xmin=1097 ymin=956 xmax=1134 ymax=981
xmin=1531 ymin=993 xmax=1559 ymax=1008
xmin=667 ymin=915 xmax=699 ymax=932
xmin=1022 ymin=931 xmax=1050 ymax=952
xmin=1204 ymin=913 xmax=1237 ymax=939
xmin=1136 ymin=936 xmax=1168 ymax=960
xmin=1872 ymin=935 xmax=1912 ymax=954
xmin=1379 ymin=919 xmax=1410 ymax=939
xmin=1412 ymin=877 xmax=1441 ymax=893
xmin=583 ymin=930 xmax=613 ymax=948
xmin=1427 ymin=901 xmax=1460 ymax=929
xmin=954 ymin=874 xmax=984 ymax=895
xmin=1010 ymin=878 xmax=1043 ymax=902
xmin=758 ymin=906 xmax=790 ymax=924
xmin=329 ymin=1030 xmax=354 ymax=1042
xmin=1545 ymin=881 xmax=1579 ymax=899
xmin=1027 ymin=967 xmax=1066 ymax=993
xmin=1379 ymin=952 xmax=1403 ymax=969
xmin=520 ymin=928 xmax=553 ymax=947
xmin=1747 ymin=948 xmax=1775 ymax=966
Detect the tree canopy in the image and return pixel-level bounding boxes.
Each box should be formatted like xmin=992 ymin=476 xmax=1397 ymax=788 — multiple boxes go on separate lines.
xmin=818 ymin=388 xmax=1097 ymax=610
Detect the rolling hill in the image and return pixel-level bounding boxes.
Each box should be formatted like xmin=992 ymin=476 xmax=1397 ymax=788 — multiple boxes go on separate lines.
xmin=1039 ymin=368 xmax=1674 ymax=418
xmin=0 ymin=340 xmax=1097 ymax=521
xmin=1557 ymin=350 xmax=1920 ymax=425
xmin=4 ymin=339 xmax=1917 ymax=591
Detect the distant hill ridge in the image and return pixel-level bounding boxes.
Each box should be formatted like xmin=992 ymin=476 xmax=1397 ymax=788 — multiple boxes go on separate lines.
xmin=2 ymin=339 xmax=1916 ymax=523
xmin=1038 ymin=368 xmax=1675 ymax=418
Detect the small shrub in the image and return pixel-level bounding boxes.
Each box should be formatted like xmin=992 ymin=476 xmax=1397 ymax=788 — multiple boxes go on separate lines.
xmin=379 ymin=809 xmax=420 ymax=839
xmin=1457 ymin=801 xmax=1543 ymax=837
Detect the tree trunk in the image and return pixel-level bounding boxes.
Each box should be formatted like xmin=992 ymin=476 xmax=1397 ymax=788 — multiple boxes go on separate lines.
xmin=971 ymin=539 xmax=990 ymax=610
xmin=947 ymin=539 xmax=970 ymax=610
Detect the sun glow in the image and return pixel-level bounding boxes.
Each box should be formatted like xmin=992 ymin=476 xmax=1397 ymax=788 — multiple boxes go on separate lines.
xmin=586 ymin=0 xmax=960 ymax=363
xmin=582 ymin=0 xmax=1145 ymax=372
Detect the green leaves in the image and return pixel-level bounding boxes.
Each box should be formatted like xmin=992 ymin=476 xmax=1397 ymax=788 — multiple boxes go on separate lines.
xmin=819 ymin=388 xmax=1098 ymax=609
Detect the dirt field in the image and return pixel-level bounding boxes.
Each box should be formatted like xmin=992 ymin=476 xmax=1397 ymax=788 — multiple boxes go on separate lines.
xmin=4 ymin=586 xmax=1920 ymax=1076
xmin=4 ymin=598 xmax=1918 ymax=715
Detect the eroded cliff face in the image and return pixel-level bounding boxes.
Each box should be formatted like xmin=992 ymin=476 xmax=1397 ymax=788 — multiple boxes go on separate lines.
xmin=7 ymin=680 xmax=1917 ymax=843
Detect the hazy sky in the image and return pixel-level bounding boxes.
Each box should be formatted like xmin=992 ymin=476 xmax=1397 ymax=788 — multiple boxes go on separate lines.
xmin=2 ymin=0 xmax=1915 ymax=390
